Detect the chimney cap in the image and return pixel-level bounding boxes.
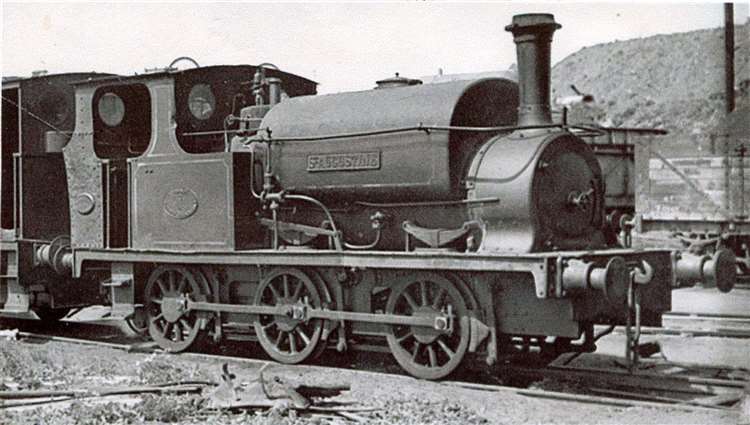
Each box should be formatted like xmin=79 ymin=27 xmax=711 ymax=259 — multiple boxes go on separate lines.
xmin=505 ymin=13 xmax=561 ymax=34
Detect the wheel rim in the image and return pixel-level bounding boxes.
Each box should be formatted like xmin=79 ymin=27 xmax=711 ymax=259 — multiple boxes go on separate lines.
xmin=385 ymin=273 xmax=469 ymax=379
xmin=253 ymin=268 xmax=323 ymax=364
xmin=145 ymin=266 xmax=206 ymax=352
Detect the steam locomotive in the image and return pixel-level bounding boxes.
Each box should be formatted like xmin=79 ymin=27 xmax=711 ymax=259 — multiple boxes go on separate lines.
xmin=0 ymin=13 xmax=736 ymax=379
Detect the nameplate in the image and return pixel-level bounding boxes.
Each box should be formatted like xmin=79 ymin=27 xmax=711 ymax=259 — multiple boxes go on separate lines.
xmin=307 ymin=151 xmax=380 ymax=172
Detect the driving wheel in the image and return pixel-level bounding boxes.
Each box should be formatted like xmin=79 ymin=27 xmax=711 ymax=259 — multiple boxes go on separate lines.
xmin=145 ymin=265 xmax=208 ymax=352
xmin=253 ymin=268 xmax=324 ymax=364
xmin=385 ymin=272 xmax=469 ymax=379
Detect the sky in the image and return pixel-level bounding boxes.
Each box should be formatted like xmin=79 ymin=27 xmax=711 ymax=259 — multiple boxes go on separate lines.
xmin=2 ymin=1 xmax=749 ymax=94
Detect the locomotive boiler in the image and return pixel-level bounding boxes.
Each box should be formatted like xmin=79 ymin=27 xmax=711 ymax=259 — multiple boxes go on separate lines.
xmin=0 ymin=13 xmax=736 ymax=380
xmin=244 ymin=15 xmax=606 ymax=254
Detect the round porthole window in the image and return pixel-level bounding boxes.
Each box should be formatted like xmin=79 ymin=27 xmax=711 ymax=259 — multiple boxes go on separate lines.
xmin=188 ymin=83 xmax=215 ymax=120
xmin=98 ymin=93 xmax=125 ymax=127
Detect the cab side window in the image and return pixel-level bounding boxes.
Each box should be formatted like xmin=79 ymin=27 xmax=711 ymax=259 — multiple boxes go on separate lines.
xmin=176 ymin=81 xmax=226 ymax=154
xmin=93 ymin=84 xmax=151 ymax=159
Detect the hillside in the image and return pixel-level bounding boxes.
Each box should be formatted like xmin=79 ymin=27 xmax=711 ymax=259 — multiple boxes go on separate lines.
xmin=551 ymin=22 xmax=749 ymax=136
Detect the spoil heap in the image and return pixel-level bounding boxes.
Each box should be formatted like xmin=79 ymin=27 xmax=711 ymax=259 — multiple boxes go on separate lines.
xmin=552 ymin=21 xmax=749 ymax=136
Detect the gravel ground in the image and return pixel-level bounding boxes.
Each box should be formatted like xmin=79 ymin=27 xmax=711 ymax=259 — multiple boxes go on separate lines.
xmin=1 ymin=288 xmax=748 ymax=424
xmin=0 ymin=336 xmax=745 ymax=425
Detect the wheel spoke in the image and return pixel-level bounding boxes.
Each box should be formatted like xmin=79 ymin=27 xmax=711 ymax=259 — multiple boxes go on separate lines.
xmin=432 ymin=288 xmax=447 ymax=309
xmin=419 ymin=281 xmax=428 ymax=306
xmin=262 ymin=322 xmax=276 ymax=330
xmin=158 ymin=319 xmax=169 ymax=334
xmin=176 ymin=276 xmax=187 ymax=293
xmin=268 ymin=284 xmax=281 ymax=302
xmin=179 ymin=318 xmax=192 ymax=332
xmin=174 ymin=322 xmax=184 ymax=341
xmin=150 ymin=313 xmax=164 ymax=324
xmin=151 ymin=298 xmax=163 ymax=305
xmin=396 ymin=331 xmax=413 ymax=344
xmin=167 ymin=271 xmax=176 ymax=292
xmin=156 ymin=279 xmax=168 ymax=296
xmin=296 ymin=328 xmax=311 ymax=346
xmin=283 ymin=275 xmax=290 ymax=298
xmin=427 ymin=345 xmax=438 ymax=368
xmin=162 ymin=322 xmax=173 ymax=339
xmin=401 ymin=292 xmax=419 ymax=311
xmin=437 ymin=338 xmax=455 ymax=359
xmin=274 ymin=330 xmax=285 ymax=347
xmin=411 ymin=342 xmax=421 ymax=361
xmin=291 ymin=281 xmax=303 ymax=301
xmin=289 ymin=333 xmax=297 ymax=354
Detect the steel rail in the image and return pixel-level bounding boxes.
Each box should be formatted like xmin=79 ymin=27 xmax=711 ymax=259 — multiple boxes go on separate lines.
xmin=621 ymin=326 xmax=750 ymax=338
xmin=0 ymin=384 xmax=205 ymax=400
xmin=443 ymin=381 xmax=732 ymax=412
xmin=503 ymin=364 xmax=747 ymax=391
xmin=661 ymin=313 xmax=750 ymax=335
xmin=602 ymin=312 xmax=750 ymax=338
xmin=14 ymin=331 xmax=141 ymax=350
xmin=664 ymin=311 xmax=750 ymax=321
xmin=493 ymin=358 xmax=748 ymax=410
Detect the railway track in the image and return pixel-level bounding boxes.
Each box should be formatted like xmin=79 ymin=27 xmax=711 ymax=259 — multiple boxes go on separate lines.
xmin=664 ymin=311 xmax=750 ymax=325
xmin=499 ymin=363 xmax=748 ymax=408
xmin=656 ymin=312 xmax=750 ymax=338
xmin=2 ymin=319 xmax=747 ymax=413
xmin=604 ymin=311 xmax=750 ymax=339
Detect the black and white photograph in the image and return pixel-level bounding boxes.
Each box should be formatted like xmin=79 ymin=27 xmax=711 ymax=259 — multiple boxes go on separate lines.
xmin=1 ymin=1 xmax=749 ymax=424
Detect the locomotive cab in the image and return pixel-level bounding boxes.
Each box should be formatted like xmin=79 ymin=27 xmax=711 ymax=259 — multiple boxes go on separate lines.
xmin=61 ymin=65 xmax=317 ymax=252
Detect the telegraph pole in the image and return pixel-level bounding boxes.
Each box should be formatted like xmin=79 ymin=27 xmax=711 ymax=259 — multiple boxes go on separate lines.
xmin=725 ymin=3 xmax=735 ymax=113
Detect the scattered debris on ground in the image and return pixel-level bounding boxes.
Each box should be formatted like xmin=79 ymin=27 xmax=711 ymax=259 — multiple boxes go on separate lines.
xmin=0 ymin=335 xmax=746 ymax=424
xmin=0 ymin=341 xmax=376 ymax=424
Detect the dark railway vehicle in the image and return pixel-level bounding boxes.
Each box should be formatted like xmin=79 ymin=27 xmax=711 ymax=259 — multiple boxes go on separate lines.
xmin=559 ymin=5 xmax=746 ymax=285
xmin=632 ymin=110 xmax=750 ymax=282
xmin=0 ymin=14 xmax=736 ymax=379
xmin=547 ymin=92 xmax=741 ymax=290
xmin=1 ymin=72 xmax=113 ymax=320
xmin=570 ymin=117 xmax=745 ymax=289
xmin=573 ymin=128 xmax=657 ymax=233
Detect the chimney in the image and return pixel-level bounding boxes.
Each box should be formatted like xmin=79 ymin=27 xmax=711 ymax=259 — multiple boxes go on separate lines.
xmin=505 ymin=14 xmax=561 ymax=126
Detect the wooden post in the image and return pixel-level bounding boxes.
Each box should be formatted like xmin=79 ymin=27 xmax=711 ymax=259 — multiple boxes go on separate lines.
xmin=725 ymin=3 xmax=735 ymax=114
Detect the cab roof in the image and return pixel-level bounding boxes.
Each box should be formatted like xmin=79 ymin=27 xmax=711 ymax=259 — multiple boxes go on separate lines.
xmin=70 ymin=64 xmax=317 ymax=87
